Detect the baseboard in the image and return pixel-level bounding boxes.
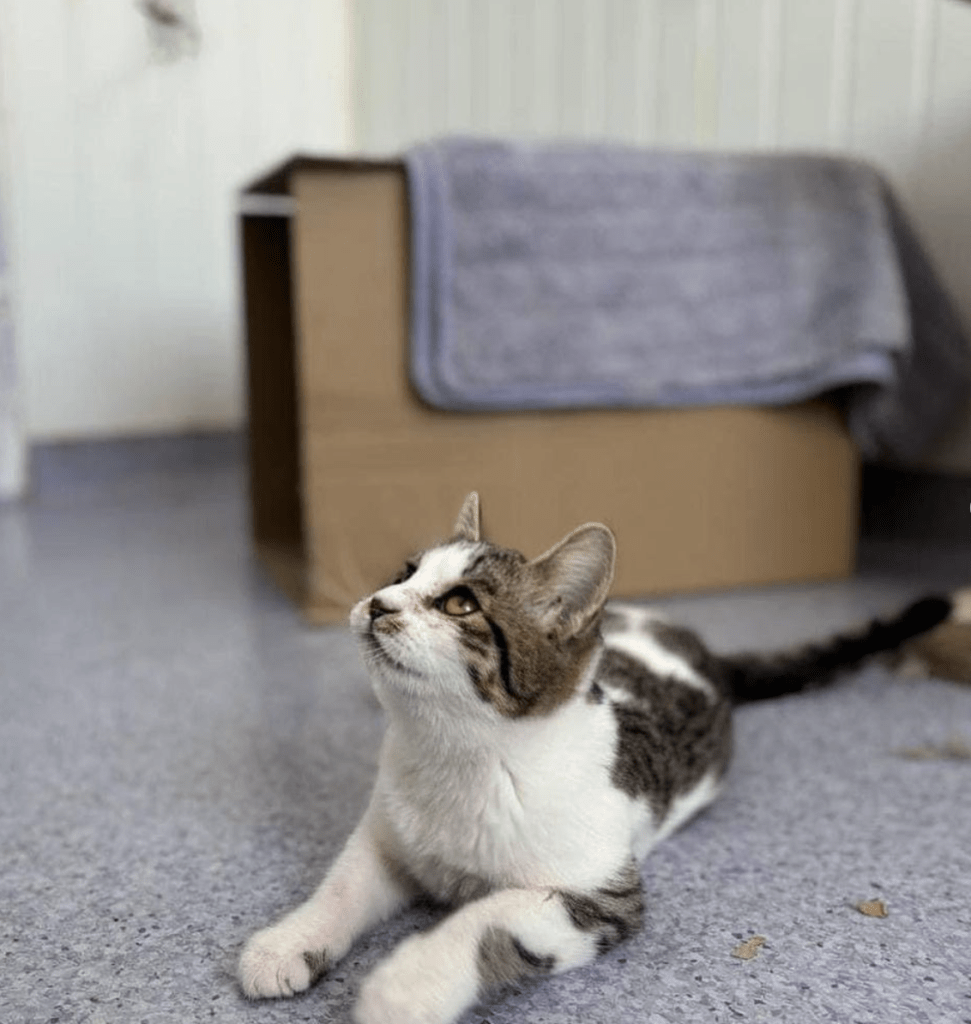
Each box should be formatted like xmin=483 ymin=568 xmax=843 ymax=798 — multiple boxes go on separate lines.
xmin=27 ymin=430 xmax=245 ymax=502
xmin=860 ymin=464 xmax=971 ymax=544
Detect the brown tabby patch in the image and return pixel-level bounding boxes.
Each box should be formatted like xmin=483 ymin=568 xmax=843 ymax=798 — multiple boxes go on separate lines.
xmin=558 ymin=860 xmax=645 ymax=955
xmin=477 ymin=927 xmax=556 ymax=995
xmin=601 ymin=648 xmax=732 ymax=818
xmin=649 ymin=620 xmax=732 ymax=697
xmin=599 ymin=608 xmax=628 ymax=633
xmin=451 ymin=545 xmax=602 ymax=718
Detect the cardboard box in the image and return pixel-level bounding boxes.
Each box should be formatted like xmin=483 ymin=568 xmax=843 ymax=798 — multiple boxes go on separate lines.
xmin=241 ymin=156 xmax=860 ymax=625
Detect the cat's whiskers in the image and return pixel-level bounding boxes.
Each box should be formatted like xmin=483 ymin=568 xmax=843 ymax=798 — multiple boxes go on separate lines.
xmin=363 ymin=630 xmax=425 ymax=680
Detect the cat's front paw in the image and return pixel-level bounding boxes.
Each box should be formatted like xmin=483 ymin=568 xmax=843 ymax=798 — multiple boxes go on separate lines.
xmin=353 ymin=936 xmax=471 ymax=1024
xmin=238 ymin=924 xmax=329 ymax=999
xmin=354 ymin=969 xmax=438 ymax=1024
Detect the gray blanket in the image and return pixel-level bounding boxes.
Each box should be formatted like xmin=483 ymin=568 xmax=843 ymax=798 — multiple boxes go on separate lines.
xmin=405 ymin=138 xmax=971 ymax=462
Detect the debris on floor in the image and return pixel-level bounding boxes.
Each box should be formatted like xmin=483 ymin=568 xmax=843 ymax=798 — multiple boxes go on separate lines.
xmin=856 ymin=899 xmax=889 ymax=918
xmin=895 ymin=736 xmax=971 ymax=761
xmin=731 ymin=936 xmax=766 ymax=960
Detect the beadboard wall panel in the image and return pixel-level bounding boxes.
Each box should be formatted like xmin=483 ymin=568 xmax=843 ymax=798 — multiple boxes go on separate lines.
xmin=0 ymin=0 xmax=350 ymax=440
xmin=353 ymin=0 xmax=971 ymax=472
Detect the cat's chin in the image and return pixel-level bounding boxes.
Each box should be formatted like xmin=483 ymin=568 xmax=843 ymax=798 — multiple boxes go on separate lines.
xmin=357 ymin=627 xmax=425 ymax=683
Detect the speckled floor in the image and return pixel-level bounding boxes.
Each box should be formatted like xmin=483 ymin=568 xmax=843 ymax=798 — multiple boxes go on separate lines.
xmin=1 ymin=436 xmax=970 ymax=1024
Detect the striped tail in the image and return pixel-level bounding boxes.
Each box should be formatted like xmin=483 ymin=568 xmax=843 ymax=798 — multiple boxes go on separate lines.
xmin=724 ymin=595 xmax=955 ymax=705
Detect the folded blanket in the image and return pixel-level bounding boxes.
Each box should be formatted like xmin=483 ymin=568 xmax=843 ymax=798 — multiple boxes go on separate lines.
xmin=405 ymin=138 xmax=971 ymax=462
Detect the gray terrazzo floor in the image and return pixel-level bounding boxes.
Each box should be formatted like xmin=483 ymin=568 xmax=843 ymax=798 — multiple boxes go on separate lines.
xmin=1 ymin=436 xmax=970 ymax=1024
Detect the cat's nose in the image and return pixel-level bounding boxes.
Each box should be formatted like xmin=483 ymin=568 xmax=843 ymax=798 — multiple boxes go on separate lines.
xmin=369 ymin=596 xmax=394 ymax=622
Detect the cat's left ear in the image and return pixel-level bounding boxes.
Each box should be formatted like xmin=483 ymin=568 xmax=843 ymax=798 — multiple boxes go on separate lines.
xmin=528 ymin=523 xmax=616 ymax=637
xmin=452 ymin=492 xmax=481 ymax=542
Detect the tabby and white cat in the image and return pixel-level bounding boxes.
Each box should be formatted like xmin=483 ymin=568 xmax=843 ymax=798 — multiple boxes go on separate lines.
xmin=238 ymin=493 xmax=964 ymax=1024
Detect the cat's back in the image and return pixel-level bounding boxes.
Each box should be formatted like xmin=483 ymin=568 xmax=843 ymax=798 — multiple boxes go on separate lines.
xmin=595 ymin=604 xmax=733 ymax=850
xmin=598 ymin=604 xmax=732 ymax=701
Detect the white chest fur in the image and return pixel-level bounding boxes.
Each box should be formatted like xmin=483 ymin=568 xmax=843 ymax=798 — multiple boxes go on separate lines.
xmin=375 ymin=695 xmax=644 ymax=895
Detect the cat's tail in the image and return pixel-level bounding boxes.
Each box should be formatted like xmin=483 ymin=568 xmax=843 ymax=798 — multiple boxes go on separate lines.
xmin=723 ymin=591 xmax=965 ymax=704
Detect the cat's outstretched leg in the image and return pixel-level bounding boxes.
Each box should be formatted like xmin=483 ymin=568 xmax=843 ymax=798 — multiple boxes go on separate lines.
xmin=239 ymin=806 xmax=411 ymax=999
xmin=354 ymin=865 xmax=643 ymax=1024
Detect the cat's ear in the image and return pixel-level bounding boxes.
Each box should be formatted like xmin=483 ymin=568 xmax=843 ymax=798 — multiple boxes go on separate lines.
xmin=528 ymin=523 xmax=616 ymax=637
xmin=452 ymin=492 xmax=481 ymax=542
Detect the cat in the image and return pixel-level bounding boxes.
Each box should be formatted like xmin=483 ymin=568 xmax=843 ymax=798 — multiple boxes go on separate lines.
xmin=238 ymin=492 xmax=967 ymax=1024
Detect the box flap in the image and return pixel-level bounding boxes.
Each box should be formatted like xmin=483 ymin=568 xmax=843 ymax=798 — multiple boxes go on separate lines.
xmin=242 ymin=153 xmax=404 ymax=196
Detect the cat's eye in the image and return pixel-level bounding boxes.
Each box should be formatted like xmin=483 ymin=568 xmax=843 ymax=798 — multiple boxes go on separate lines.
xmin=392 ymin=561 xmax=418 ymax=585
xmin=439 ymin=587 xmax=480 ymax=617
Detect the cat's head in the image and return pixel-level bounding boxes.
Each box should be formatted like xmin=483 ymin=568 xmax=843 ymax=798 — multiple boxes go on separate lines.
xmin=349 ymin=493 xmax=616 ymax=718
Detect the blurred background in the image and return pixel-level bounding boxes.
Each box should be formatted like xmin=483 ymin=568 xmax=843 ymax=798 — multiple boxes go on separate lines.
xmin=1 ymin=0 xmax=970 ymax=502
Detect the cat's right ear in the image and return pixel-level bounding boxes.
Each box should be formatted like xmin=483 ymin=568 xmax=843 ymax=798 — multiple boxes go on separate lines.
xmin=527 ymin=523 xmax=616 ymax=638
xmin=452 ymin=492 xmax=481 ymax=542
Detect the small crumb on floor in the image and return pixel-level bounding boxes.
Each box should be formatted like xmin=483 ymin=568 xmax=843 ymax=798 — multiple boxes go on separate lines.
xmin=856 ymin=899 xmax=888 ymax=918
xmin=896 ymin=737 xmax=971 ymax=761
xmin=731 ymin=936 xmax=766 ymax=960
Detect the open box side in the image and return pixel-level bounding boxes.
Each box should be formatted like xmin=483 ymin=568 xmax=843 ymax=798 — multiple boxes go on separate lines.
xmin=241 ymin=208 xmax=307 ymax=606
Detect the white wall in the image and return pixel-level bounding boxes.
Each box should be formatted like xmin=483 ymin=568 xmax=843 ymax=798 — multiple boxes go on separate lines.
xmin=0 ymin=0 xmax=351 ymax=441
xmin=354 ymin=0 xmax=971 ymax=474
xmin=0 ymin=17 xmax=25 ymax=498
